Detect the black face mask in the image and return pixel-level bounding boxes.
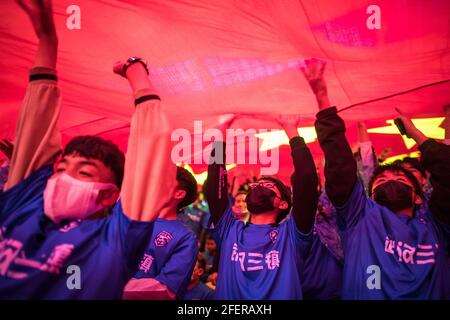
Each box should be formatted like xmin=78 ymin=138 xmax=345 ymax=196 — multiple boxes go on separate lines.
xmin=246 ymin=186 xmax=277 ymax=214
xmin=373 ymin=180 xmax=413 ymax=213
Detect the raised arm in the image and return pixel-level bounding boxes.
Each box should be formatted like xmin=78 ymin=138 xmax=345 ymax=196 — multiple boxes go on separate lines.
xmin=277 ymin=115 xmax=318 ymax=234
xmin=205 ymin=141 xmax=229 ymax=226
xmin=113 ymin=59 xmax=176 ymax=221
xmin=357 ymin=121 xmax=377 ymax=191
xmin=396 ymin=108 xmax=450 ymax=225
xmin=302 ymin=59 xmax=357 ymax=207
xmin=5 ymin=0 xmax=62 ymax=190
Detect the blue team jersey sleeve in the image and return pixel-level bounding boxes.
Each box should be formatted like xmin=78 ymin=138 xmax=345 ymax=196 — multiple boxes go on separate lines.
xmin=155 ymin=232 xmax=199 ymax=299
xmin=335 ymin=179 xmax=367 ymax=231
xmin=0 ymin=165 xmax=53 ymax=224
xmin=207 ymin=196 xmax=237 ymax=248
xmin=105 ymin=200 xmax=154 ymax=275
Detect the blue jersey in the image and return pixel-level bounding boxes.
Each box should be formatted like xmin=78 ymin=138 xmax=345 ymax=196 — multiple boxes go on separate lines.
xmin=133 ymin=218 xmax=198 ymax=299
xmin=302 ymin=232 xmax=343 ymax=300
xmin=0 ymin=166 xmax=153 ymax=300
xmin=184 ymin=281 xmax=215 ymax=300
xmin=338 ymin=180 xmax=450 ymax=299
xmin=210 ymin=205 xmax=311 ymax=300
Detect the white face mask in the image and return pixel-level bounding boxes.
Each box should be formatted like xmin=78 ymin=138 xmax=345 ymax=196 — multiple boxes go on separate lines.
xmin=43 ymin=173 xmax=118 ymax=223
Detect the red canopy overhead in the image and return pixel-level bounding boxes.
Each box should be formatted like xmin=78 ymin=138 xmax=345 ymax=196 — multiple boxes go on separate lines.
xmin=1 ymin=0 xmax=449 ymax=183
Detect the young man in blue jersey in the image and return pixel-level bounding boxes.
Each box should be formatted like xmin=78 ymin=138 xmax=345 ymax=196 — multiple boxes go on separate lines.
xmin=397 ymin=105 xmax=450 ymax=218
xmin=0 ymin=0 xmax=178 ymax=299
xmin=302 ymin=122 xmax=376 ymax=300
xmin=232 ymin=191 xmax=250 ymax=222
xmin=184 ymin=253 xmax=215 ymax=300
xmin=205 ymin=115 xmax=319 ymax=300
xmin=122 ymin=167 xmax=199 ymax=300
xmin=394 ymin=157 xmax=431 ymax=218
xmin=201 ymin=235 xmax=218 ymax=273
xmin=303 ymin=58 xmax=450 ymax=299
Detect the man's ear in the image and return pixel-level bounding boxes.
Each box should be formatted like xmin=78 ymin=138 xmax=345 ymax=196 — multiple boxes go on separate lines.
xmin=198 ymin=268 xmax=204 ymax=277
xmin=98 ymin=188 xmax=120 ymax=207
xmin=277 ymin=200 xmax=289 ymax=210
xmin=174 ymin=189 xmax=186 ymax=200
xmin=414 ymin=192 xmax=422 ymax=206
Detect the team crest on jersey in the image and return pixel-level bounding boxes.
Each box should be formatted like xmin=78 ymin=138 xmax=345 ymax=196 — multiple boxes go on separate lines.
xmin=155 ymin=231 xmax=173 ymax=247
xmin=269 ymin=230 xmax=278 ymax=243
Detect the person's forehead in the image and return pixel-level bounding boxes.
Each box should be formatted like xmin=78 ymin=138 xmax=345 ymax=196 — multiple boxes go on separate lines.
xmin=60 ymin=154 xmax=101 ymax=166
xmin=377 ymin=170 xmax=407 ymax=177
xmin=402 ymin=163 xmax=419 ymax=172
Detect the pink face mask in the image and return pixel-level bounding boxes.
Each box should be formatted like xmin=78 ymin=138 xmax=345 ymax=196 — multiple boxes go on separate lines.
xmin=43 ymin=173 xmax=119 ymax=223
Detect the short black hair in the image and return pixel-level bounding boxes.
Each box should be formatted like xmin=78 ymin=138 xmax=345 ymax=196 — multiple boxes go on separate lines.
xmin=62 ymin=136 xmax=125 ymax=188
xmin=368 ymin=163 xmax=424 ymax=198
xmin=176 ymin=167 xmax=198 ymax=211
xmin=235 ymin=191 xmax=247 ymax=197
xmin=393 ymin=157 xmax=426 ymax=178
xmin=259 ymin=176 xmax=292 ymax=223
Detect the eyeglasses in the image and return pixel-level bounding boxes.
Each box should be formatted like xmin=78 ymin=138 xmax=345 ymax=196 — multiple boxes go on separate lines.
xmin=248 ymin=182 xmax=276 ymax=189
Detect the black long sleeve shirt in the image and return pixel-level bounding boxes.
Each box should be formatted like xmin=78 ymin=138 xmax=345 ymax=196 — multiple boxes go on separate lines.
xmin=419 ymin=139 xmax=450 ymax=225
xmin=314 ymin=107 xmax=357 ymax=208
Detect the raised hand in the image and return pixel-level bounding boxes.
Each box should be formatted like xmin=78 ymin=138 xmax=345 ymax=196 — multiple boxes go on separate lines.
xmin=276 ymin=114 xmax=301 ymax=140
xmin=17 ymin=0 xmax=56 ymax=39
xmin=113 ymin=58 xmax=151 ymax=92
xmin=357 ymin=121 xmax=370 ymax=143
xmin=301 ymin=58 xmax=330 ymax=110
xmin=276 ymin=114 xmax=301 ymax=128
xmin=113 ymin=58 xmax=148 ymax=78
xmin=17 ymin=0 xmax=57 ymax=68
xmin=113 ymin=61 xmax=128 ymax=78
xmin=395 ymin=107 xmax=427 ymax=145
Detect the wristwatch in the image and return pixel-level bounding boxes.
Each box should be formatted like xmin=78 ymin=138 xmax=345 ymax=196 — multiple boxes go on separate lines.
xmin=122 ymin=57 xmax=149 ymax=76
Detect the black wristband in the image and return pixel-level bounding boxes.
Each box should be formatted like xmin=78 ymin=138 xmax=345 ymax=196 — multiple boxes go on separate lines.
xmin=29 ymin=73 xmax=58 ymax=82
xmin=134 ymin=94 xmax=160 ymax=106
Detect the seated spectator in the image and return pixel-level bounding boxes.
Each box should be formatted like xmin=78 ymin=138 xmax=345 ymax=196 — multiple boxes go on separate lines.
xmin=184 ymin=254 xmax=215 ymax=300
